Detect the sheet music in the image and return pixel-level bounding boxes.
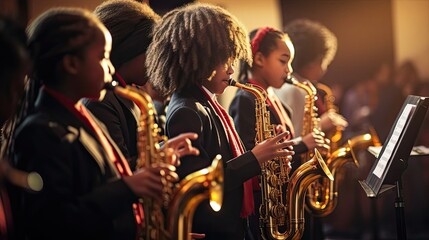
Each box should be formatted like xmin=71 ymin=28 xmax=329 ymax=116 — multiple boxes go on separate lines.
xmin=368 ymin=145 xmax=429 ymax=158
xmin=373 ymin=104 xmax=416 ymax=178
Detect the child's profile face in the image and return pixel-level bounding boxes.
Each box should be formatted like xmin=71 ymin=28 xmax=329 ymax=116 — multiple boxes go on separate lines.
xmin=77 ymin=26 xmax=114 ymax=101
xmin=117 ymin=53 xmax=147 ymax=86
xmin=202 ymin=59 xmax=236 ymax=95
xmin=260 ymin=37 xmax=295 ymax=89
xmin=301 ymin=55 xmax=328 ymax=82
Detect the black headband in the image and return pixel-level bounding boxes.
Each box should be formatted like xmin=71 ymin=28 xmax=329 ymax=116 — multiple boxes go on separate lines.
xmin=110 ymin=20 xmax=153 ymax=67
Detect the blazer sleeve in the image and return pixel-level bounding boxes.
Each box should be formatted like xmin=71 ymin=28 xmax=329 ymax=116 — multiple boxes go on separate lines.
xmin=166 ymin=104 xmax=260 ymax=192
xmin=13 ymin=122 xmax=137 ymax=239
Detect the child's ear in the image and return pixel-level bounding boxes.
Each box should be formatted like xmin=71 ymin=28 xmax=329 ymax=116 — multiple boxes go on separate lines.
xmin=62 ymin=55 xmax=79 ymax=75
xmin=253 ymin=52 xmax=265 ymax=68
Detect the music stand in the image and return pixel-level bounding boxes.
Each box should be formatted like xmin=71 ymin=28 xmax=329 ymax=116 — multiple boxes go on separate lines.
xmin=359 ymin=95 xmax=429 ymax=240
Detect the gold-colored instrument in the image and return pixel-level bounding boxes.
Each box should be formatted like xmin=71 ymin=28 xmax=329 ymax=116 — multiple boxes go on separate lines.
xmin=316 ymin=83 xmax=343 ymax=151
xmin=228 ymin=79 xmax=333 ymax=239
xmin=305 ymin=132 xmax=381 ymax=217
xmin=105 ymin=82 xmax=224 ymax=240
xmin=285 ymin=77 xmax=380 ymax=217
xmin=284 ymin=77 xmax=322 ymax=160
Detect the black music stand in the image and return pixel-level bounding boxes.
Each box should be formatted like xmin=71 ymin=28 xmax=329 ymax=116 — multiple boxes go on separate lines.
xmin=359 ymin=95 xmax=429 ymax=240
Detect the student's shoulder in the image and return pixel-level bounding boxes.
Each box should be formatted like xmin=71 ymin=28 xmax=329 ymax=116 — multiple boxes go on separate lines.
xmin=15 ymin=113 xmax=78 ymax=143
xmin=169 ymin=93 xmax=203 ymax=110
xmin=233 ymin=88 xmax=256 ymax=101
xmin=230 ymin=89 xmax=256 ymax=110
xmin=168 ymin=94 xmax=211 ymax=121
xmin=83 ymin=91 xmax=118 ymax=110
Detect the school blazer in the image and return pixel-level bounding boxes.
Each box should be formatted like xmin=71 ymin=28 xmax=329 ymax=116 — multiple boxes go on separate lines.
xmin=11 ymin=90 xmax=138 ymax=240
xmin=166 ymin=85 xmax=261 ymax=240
xmin=84 ymin=90 xmax=139 ymax=170
xmin=229 ymin=89 xmax=307 ymax=156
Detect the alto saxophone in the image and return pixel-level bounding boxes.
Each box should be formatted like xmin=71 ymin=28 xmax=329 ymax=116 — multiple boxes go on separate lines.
xmin=228 ymin=79 xmax=333 ymax=240
xmin=305 ymin=132 xmax=381 ymax=217
xmin=105 ymin=82 xmax=224 ymax=240
xmin=284 ymin=78 xmax=381 ymax=217
xmin=283 ymin=77 xmax=321 ymax=161
xmin=316 ymin=82 xmax=342 ymax=151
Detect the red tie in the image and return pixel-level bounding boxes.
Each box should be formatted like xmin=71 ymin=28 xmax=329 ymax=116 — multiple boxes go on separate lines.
xmin=200 ymin=88 xmax=255 ymax=218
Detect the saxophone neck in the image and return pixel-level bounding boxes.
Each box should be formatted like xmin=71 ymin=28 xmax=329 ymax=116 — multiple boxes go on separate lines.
xmin=227 ymin=78 xmax=267 ymax=102
xmin=284 ymin=76 xmax=317 ymax=96
xmin=317 ymin=83 xmax=335 ymax=110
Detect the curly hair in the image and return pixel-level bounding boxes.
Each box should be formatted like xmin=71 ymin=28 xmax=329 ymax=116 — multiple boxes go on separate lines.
xmin=94 ymin=0 xmax=160 ymax=67
xmin=145 ymin=3 xmax=252 ymax=96
xmin=284 ymin=19 xmax=337 ymax=73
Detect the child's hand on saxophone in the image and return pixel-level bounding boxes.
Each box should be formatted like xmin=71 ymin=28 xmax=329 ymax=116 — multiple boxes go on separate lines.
xmin=162 ymin=132 xmax=200 ymax=166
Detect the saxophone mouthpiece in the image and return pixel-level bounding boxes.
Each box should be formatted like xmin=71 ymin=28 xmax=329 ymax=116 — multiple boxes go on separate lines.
xmin=227 ymin=78 xmax=237 ymax=86
xmin=284 ymin=76 xmax=298 ymax=85
xmin=104 ymin=81 xmax=119 ymax=90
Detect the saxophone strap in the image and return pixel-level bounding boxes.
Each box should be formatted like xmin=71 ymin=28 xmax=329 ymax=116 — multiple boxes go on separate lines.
xmin=199 ymin=86 xmax=255 ymax=218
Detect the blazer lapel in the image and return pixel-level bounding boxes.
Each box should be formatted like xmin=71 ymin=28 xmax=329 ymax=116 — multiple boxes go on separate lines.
xmin=37 ymin=92 xmax=122 ymax=178
xmin=191 ymin=87 xmax=231 ymax=156
xmin=78 ymin=128 xmax=107 ymax=175
xmin=94 ymin=116 xmax=131 ymax=175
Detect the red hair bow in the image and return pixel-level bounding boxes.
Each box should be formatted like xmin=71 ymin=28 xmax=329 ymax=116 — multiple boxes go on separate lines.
xmin=251 ymin=26 xmax=276 ymax=56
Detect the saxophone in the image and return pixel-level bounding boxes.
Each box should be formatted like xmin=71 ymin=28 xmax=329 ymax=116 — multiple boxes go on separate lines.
xmin=228 ymin=79 xmax=333 ymax=240
xmin=105 ymin=82 xmax=224 ymax=240
xmin=283 ymin=77 xmax=321 ymax=161
xmin=316 ymin=83 xmax=342 ymax=151
xmin=305 ymin=132 xmax=381 ymax=217
xmin=284 ymin=77 xmax=381 ymax=217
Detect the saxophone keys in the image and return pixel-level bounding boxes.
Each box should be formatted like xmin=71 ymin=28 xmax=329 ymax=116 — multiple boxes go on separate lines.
xmin=269 ymin=189 xmax=280 ymax=201
xmin=267 ymin=175 xmax=279 ymax=187
xmin=267 ymin=161 xmax=279 ymax=172
xmin=270 ymin=204 xmax=286 ymax=219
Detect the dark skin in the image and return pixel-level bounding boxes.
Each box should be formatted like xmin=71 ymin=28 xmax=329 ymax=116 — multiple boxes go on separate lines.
xmin=53 ymin=26 xmax=180 ymax=201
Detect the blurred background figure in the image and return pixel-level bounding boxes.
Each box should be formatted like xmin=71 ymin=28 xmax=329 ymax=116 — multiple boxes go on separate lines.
xmin=0 ymin=16 xmax=30 ymax=240
xmin=341 ymin=62 xmax=392 ymax=140
xmin=369 ymin=60 xmax=421 ymax=142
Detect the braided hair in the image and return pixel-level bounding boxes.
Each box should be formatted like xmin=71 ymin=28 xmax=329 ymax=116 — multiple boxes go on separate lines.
xmin=4 ymin=8 xmax=105 ymax=159
xmin=0 ymin=17 xmax=30 ymax=158
xmin=284 ymin=19 xmax=337 ymax=74
xmin=145 ymin=3 xmax=252 ymax=96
